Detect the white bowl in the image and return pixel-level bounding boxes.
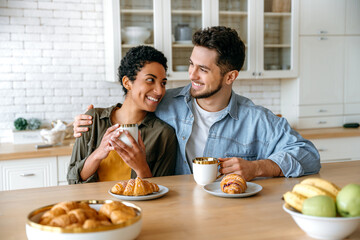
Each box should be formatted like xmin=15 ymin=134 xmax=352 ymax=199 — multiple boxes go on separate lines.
xmin=122 ymin=26 xmax=150 ymax=45
xmin=26 ymin=200 xmax=142 ymax=240
xmin=283 ymin=203 xmax=360 ymax=240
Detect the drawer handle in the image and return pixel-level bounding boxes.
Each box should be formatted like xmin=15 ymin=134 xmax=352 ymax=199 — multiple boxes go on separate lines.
xmin=318 ymin=148 xmax=327 ymax=152
xmin=318 ymin=121 xmax=327 ymax=124
xmin=20 ymin=173 xmax=35 ymax=177
xmin=318 ymin=109 xmax=327 ymax=113
xmin=319 ymin=37 xmax=328 ymax=40
xmin=319 ymin=30 xmax=328 ymax=34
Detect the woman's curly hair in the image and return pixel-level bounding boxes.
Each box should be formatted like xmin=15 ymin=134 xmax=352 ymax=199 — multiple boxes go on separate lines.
xmin=118 ymin=45 xmax=168 ymax=95
xmin=192 ymin=26 xmax=245 ymax=76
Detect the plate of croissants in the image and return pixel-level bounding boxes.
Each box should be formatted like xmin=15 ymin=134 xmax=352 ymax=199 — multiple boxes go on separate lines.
xmin=108 ymin=177 xmax=169 ymax=201
xmin=203 ymin=174 xmax=262 ymax=198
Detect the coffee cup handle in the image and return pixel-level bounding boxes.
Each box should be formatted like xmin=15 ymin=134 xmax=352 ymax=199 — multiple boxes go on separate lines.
xmin=216 ymin=161 xmax=224 ymax=179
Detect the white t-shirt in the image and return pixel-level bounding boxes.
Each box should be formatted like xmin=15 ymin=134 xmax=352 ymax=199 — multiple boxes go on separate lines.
xmin=186 ymin=99 xmax=227 ymax=170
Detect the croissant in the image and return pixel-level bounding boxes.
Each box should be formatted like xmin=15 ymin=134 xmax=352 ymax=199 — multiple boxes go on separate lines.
xmin=220 ymin=174 xmax=247 ymax=194
xmin=111 ymin=177 xmax=159 ymax=196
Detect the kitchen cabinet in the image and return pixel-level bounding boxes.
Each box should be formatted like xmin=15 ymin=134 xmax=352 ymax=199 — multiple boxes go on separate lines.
xmin=311 ymin=137 xmax=360 ymax=163
xmin=103 ymin=0 xmax=299 ymax=81
xmin=281 ymin=0 xmax=360 ymax=129
xmin=300 ymin=0 xmax=345 ymax=35
xmin=0 ymin=157 xmax=57 ymax=191
xmin=57 ymin=155 xmax=70 ymax=186
xmin=0 ymin=155 xmax=71 ymax=190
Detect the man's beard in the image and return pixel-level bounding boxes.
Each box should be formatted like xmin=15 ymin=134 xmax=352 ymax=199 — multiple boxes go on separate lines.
xmin=190 ymin=81 xmax=222 ymax=99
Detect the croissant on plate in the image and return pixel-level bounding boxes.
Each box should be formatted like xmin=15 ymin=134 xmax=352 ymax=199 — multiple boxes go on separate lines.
xmin=111 ymin=177 xmax=159 ymax=196
xmin=220 ymin=174 xmax=247 ymax=194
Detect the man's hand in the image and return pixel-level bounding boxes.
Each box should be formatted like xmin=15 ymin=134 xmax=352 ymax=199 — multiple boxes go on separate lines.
xmin=73 ymin=104 xmax=94 ymax=138
xmin=219 ymin=157 xmax=283 ymax=181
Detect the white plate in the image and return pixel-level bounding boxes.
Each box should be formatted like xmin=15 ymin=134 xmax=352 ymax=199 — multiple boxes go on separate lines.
xmin=203 ymin=182 xmax=262 ymax=198
xmin=108 ymin=185 xmax=169 ymax=201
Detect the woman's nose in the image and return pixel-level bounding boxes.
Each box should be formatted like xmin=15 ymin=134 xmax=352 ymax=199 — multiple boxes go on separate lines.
xmin=153 ymin=83 xmax=164 ymax=95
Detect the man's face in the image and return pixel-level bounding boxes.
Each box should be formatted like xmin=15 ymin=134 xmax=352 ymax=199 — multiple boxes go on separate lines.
xmin=188 ymin=46 xmax=224 ymax=99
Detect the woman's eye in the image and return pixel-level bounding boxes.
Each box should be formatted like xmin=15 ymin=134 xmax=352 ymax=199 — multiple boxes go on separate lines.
xmin=162 ymin=81 xmax=167 ymax=86
xmin=146 ymin=78 xmax=154 ymax=82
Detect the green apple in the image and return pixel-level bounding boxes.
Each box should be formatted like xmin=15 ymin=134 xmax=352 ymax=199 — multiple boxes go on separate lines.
xmin=336 ymin=183 xmax=360 ymax=217
xmin=302 ymin=195 xmax=336 ymax=217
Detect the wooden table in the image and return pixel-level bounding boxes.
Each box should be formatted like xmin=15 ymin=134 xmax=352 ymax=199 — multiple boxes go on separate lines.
xmin=1 ymin=161 xmax=359 ymax=240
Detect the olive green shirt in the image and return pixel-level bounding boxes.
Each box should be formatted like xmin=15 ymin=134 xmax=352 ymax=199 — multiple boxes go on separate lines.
xmin=67 ymin=103 xmax=177 ymax=184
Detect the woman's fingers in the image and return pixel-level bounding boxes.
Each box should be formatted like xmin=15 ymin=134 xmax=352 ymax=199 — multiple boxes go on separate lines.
xmin=138 ymin=131 xmax=145 ymax=151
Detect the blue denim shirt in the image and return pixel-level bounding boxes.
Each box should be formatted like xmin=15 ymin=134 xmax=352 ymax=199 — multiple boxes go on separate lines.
xmin=155 ymin=84 xmax=321 ymax=177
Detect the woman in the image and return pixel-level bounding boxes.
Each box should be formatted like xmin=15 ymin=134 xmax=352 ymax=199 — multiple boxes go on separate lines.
xmin=67 ymin=46 xmax=177 ymax=184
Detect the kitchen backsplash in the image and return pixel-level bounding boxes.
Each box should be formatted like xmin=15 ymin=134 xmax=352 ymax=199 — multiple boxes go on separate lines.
xmin=0 ymin=0 xmax=280 ymax=142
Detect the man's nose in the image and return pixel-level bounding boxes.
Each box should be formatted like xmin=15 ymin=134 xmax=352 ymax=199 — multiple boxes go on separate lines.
xmin=189 ymin=67 xmax=199 ymax=80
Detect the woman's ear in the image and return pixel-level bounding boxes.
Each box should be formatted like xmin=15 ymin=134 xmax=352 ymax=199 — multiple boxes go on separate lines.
xmin=122 ymin=76 xmax=132 ymax=91
xmin=225 ymin=70 xmax=239 ymax=85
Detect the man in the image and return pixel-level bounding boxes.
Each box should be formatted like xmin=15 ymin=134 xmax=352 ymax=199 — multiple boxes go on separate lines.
xmin=73 ymin=26 xmax=320 ymax=181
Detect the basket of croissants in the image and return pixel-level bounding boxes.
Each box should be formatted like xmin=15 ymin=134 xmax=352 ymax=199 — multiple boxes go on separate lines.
xmin=26 ymin=200 xmax=142 ymax=240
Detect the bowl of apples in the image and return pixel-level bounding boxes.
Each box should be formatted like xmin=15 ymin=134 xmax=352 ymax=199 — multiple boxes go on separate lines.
xmin=283 ymin=178 xmax=360 ymax=240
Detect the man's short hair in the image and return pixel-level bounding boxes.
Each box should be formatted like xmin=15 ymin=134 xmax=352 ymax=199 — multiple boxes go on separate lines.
xmin=192 ymin=26 xmax=245 ymax=76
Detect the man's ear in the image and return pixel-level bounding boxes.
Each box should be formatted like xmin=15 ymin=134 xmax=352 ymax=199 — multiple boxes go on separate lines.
xmin=225 ymin=70 xmax=239 ymax=85
xmin=122 ymin=76 xmax=132 ymax=91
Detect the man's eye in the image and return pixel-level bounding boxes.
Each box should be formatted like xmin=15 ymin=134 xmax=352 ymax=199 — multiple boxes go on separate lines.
xmin=162 ymin=81 xmax=167 ymax=86
xmin=146 ymin=78 xmax=154 ymax=82
xmin=200 ymin=68 xmax=207 ymax=72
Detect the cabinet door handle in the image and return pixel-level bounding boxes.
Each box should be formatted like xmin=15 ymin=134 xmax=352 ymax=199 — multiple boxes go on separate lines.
xmin=318 ymin=148 xmax=327 ymax=152
xmin=252 ymin=72 xmax=256 ymax=76
xmin=319 ymin=30 xmax=328 ymax=34
xmin=319 ymin=37 xmax=328 ymax=40
xmin=20 ymin=173 xmax=35 ymax=177
xmin=318 ymin=109 xmax=327 ymax=112
xmin=258 ymin=72 xmax=262 ymax=76
xmin=318 ymin=121 xmax=327 ymax=124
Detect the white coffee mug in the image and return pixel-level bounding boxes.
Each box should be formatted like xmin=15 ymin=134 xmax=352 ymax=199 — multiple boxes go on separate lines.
xmin=117 ymin=124 xmax=138 ymax=147
xmin=192 ymin=157 xmax=223 ymax=185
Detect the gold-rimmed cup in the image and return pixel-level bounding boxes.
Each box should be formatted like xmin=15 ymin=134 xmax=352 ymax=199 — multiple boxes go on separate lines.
xmin=192 ymin=157 xmax=223 ymax=185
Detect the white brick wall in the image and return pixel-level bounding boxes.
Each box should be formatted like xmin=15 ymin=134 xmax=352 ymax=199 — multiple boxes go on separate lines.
xmin=0 ymin=0 xmax=281 ymax=141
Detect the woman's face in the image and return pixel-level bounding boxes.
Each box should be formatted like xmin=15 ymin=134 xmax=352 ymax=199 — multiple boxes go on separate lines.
xmin=127 ymin=62 xmax=167 ymax=112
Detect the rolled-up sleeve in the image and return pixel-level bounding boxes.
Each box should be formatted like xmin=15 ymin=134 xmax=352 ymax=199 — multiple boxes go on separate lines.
xmin=67 ymin=136 xmax=98 ymax=184
xmin=266 ymin=118 xmax=321 ymax=178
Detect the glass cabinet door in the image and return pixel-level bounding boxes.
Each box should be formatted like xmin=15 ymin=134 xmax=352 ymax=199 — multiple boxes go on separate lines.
xmin=119 ymin=0 xmax=154 ymax=58
xmin=219 ymin=0 xmax=252 ymax=77
xmin=261 ymin=0 xmax=298 ymax=78
xmin=162 ymin=0 xmax=203 ymax=79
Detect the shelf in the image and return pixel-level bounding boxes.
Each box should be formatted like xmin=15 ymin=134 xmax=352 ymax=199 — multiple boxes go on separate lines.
xmin=171 ymin=10 xmax=202 ymax=15
xmin=172 ymin=43 xmax=193 ymax=48
xmin=264 ymin=44 xmax=291 ymax=48
xmin=122 ymin=43 xmax=154 ymax=48
xmin=219 ymin=11 xmax=248 ymax=16
xmin=264 ymin=12 xmax=291 ymax=17
xmin=120 ymin=9 xmax=153 ymax=15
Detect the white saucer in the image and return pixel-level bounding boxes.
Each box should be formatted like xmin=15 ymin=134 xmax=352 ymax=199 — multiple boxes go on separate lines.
xmin=203 ymin=181 xmax=262 ymax=198
xmin=108 ymin=185 xmax=169 ymax=201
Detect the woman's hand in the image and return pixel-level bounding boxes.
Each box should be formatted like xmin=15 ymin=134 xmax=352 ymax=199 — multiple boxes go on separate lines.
xmin=92 ymin=124 xmax=120 ymax=160
xmin=109 ymin=130 xmax=152 ymax=178
xmin=80 ymin=124 xmax=120 ymax=181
